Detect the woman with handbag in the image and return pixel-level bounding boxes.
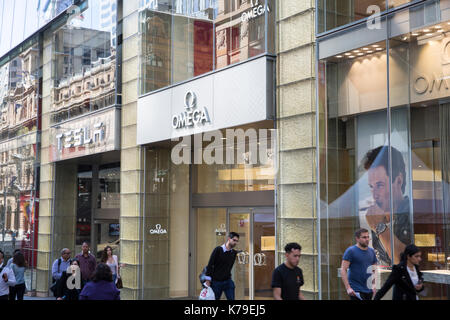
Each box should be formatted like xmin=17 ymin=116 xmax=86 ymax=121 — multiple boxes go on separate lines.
xmin=374 ymin=244 xmax=425 ymax=300
xmin=101 ymin=246 xmax=123 ymax=288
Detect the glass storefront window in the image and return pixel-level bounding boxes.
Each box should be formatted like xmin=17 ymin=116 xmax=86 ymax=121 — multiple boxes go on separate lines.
xmin=0 ymin=36 xmax=41 ymax=292
xmin=49 ymin=0 xmax=118 ymax=125
xmin=318 ymin=0 xmax=450 ymax=300
xmin=195 ymin=128 xmax=276 ymax=193
xmin=317 ymin=0 xmax=416 ymax=34
xmin=139 ymin=0 xmax=275 ymax=95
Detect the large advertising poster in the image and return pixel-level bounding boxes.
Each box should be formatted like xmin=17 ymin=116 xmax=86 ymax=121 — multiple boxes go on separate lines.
xmin=357 ymin=109 xmax=413 ymax=266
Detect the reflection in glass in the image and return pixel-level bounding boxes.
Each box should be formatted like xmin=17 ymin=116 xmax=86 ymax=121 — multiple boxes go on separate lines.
xmin=139 ymin=0 xmax=275 ymax=95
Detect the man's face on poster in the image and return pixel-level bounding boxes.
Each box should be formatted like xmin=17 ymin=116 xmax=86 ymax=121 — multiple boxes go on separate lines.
xmin=368 ymin=165 xmax=404 ymax=212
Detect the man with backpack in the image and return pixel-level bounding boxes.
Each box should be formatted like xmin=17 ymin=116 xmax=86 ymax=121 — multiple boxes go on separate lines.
xmin=50 ymin=248 xmax=72 ymax=297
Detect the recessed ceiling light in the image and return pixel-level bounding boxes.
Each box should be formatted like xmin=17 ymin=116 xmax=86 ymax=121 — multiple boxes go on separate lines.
xmin=435 ymin=25 xmax=442 ymax=29
xmin=335 ymin=55 xmax=343 ymax=58
xmin=344 ymin=53 xmax=351 ymax=56
xmin=353 ymin=50 xmax=360 ymax=53
xmin=412 ymin=33 xmax=420 ymax=36
xmin=372 ymin=45 xmax=380 ymax=48
xmin=376 ymin=48 xmax=383 ymax=51
xmin=357 ymin=53 xmax=364 ymax=56
xmin=349 ymin=55 xmax=355 ymax=58
xmin=423 ymin=29 xmax=431 ymax=32
xmin=367 ymin=51 xmax=374 ymax=53
xmin=363 ymin=48 xmax=369 ymax=51
xmin=426 ymin=33 xmax=433 ymax=36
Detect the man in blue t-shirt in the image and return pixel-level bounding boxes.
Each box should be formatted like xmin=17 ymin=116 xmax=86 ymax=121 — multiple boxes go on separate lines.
xmin=341 ymin=229 xmax=378 ymax=300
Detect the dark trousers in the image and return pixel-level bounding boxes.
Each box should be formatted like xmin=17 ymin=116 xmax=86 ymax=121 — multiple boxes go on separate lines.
xmin=211 ymin=279 xmax=235 ymax=300
xmin=0 ymin=295 xmax=9 ymax=300
xmin=350 ymin=292 xmax=373 ymax=301
xmin=9 ymin=283 xmax=26 ymax=300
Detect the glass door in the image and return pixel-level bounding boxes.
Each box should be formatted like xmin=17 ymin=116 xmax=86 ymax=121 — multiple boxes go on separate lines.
xmin=253 ymin=209 xmax=275 ymax=300
xmin=228 ymin=211 xmax=251 ymax=300
xmin=227 ymin=208 xmax=275 ymax=300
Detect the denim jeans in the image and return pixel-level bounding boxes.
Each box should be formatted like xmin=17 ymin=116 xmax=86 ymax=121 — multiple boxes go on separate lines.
xmin=211 ymin=279 xmax=235 ymax=300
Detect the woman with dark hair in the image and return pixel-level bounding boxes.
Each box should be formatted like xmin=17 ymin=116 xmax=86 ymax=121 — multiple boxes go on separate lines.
xmin=9 ymin=252 xmax=26 ymax=300
xmin=79 ymin=263 xmax=120 ymax=300
xmin=101 ymin=246 xmax=120 ymax=285
xmin=374 ymin=244 xmax=425 ymax=300
xmin=56 ymin=259 xmax=82 ymax=300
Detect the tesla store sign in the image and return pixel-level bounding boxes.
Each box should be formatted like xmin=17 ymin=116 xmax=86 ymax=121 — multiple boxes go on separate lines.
xmin=172 ymin=91 xmax=211 ymax=129
xmin=137 ymin=56 xmax=273 ymax=145
xmin=241 ymin=0 xmax=270 ymax=23
xmin=50 ymin=107 xmax=120 ymax=162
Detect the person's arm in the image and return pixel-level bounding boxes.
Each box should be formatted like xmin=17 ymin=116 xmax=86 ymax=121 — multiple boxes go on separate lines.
xmin=298 ymin=289 xmax=305 ymax=300
xmin=373 ymin=266 xmax=399 ymax=300
xmin=273 ymin=287 xmax=282 ymax=300
xmin=271 ymin=268 xmax=283 ymax=300
xmin=340 ymin=260 xmax=355 ymax=297
xmin=204 ymin=247 xmax=219 ymax=286
xmin=4 ymin=268 xmax=16 ymax=287
xmin=114 ymin=255 xmax=120 ymax=278
xmin=51 ymin=260 xmax=60 ymax=280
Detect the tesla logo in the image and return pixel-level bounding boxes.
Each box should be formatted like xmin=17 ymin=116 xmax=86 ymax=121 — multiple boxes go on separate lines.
xmin=56 ymin=122 xmax=105 ymax=151
xmin=172 ymin=91 xmax=211 ymax=129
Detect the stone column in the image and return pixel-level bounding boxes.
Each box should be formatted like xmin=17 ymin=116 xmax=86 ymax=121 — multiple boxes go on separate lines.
xmin=120 ymin=0 xmax=145 ymax=300
xmin=276 ymin=0 xmax=318 ymax=300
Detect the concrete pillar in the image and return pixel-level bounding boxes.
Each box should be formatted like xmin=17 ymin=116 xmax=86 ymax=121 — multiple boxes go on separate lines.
xmin=276 ymin=0 xmax=318 ymax=300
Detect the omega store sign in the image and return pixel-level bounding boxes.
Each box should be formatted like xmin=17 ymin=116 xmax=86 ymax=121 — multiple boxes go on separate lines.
xmin=137 ymin=56 xmax=275 ymax=145
xmin=49 ymin=107 xmax=121 ymax=162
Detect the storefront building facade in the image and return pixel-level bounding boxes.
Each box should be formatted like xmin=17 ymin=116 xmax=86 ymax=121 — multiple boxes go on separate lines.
xmin=317 ymin=0 xmax=450 ymax=299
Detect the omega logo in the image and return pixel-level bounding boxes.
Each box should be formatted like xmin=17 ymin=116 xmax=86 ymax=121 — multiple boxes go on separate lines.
xmin=241 ymin=0 xmax=270 ymax=23
xmin=414 ymin=37 xmax=450 ymax=95
xmin=172 ymin=91 xmax=211 ymax=129
xmin=149 ymin=224 xmax=167 ymax=235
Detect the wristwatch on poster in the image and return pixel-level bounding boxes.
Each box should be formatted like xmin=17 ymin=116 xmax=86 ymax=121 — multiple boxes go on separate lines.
xmin=375 ymin=221 xmax=392 ymax=237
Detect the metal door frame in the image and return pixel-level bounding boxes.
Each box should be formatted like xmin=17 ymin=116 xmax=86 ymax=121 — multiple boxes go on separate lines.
xmin=227 ymin=207 xmax=274 ymax=300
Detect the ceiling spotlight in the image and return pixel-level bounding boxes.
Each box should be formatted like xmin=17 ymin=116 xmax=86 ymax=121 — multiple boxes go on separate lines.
xmin=367 ymin=50 xmax=374 ymax=53
xmin=357 ymin=53 xmax=364 ymax=56
xmin=345 ymin=53 xmax=351 ymax=56
xmin=412 ymin=32 xmax=420 ymax=36
xmin=423 ymin=29 xmax=431 ymax=32
xmin=349 ymin=55 xmax=355 ymax=58
xmin=353 ymin=50 xmax=360 ymax=53
xmin=372 ymin=44 xmax=380 ymax=48
xmin=426 ymin=33 xmax=433 ymax=36
xmin=376 ymin=48 xmax=383 ymax=51
xmin=363 ymin=48 xmax=370 ymax=51
xmin=335 ymin=55 xmax=343 ymax=58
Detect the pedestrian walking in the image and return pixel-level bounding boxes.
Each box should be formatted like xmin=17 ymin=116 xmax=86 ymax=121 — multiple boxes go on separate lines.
xmin=203 ymin=232 xmax=240 ymax=300
xmin=6 ymin=249 xmax=21 ymax=268
xmin=56 ymin=259 xmax=82 ymax=300
xmin=374 ymin=244 xmax=425 ymax=300
xmin=341 ymin=228 xmax=378 ymax=300
xmin=9 ymin=251 xmax=27 ymax=300
xmin=79 ymin=263 xmax=120 ymax=300
xmin=0 ymin=250 xmax=16 ymax=300
xmin=76 ymin=242 xmax=97 ymax=287
xmin=272 ymin=243 xmax=305 ymax=300
xmin=51 ymin=248 xmax=72 ymax=282
xmin=101 ymin=246 xmax=121 ymax=285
